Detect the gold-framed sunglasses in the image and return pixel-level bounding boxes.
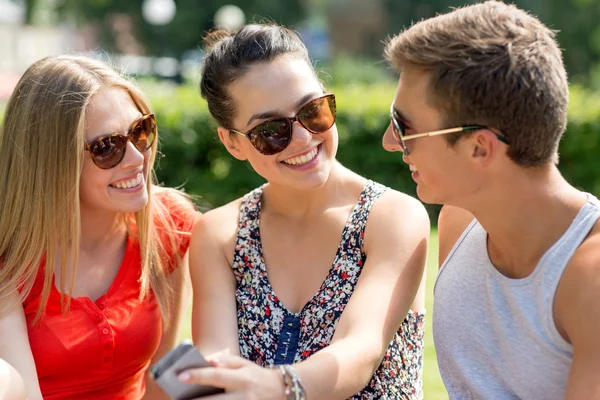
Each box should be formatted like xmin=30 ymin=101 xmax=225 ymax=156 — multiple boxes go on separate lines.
xmin=390 ymin=104 xmax=509 ymax=155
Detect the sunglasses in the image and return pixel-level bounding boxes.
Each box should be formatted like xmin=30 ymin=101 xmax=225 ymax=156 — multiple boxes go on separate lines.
xmin=85 ymin=114 xmax=157 ymax=169
xmin=390 ymin=104 xmax=509 ymax=155
xmin=229 ymin=94 xmax=336 ymax=155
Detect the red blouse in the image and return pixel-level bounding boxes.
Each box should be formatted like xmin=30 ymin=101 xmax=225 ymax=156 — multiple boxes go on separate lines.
xmin=22 ymin=190 xmax=196 ymax=400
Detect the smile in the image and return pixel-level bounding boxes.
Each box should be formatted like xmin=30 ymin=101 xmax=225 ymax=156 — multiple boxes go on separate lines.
xmin=281 ymin=147 xmax=319 ymax=166
xmin=110 ymin=172 xmax=144 ymax=189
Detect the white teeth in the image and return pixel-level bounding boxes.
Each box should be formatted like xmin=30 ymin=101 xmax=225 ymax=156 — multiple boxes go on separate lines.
xmin=112 ymin=172 xmax=143 ymax=189
xmin=409 ymin=165 xmax=418 ymax=172
xmin=282 ymin=147 xmax=318 ymax=166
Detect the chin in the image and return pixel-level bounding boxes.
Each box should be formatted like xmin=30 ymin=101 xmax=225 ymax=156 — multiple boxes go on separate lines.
xmin=117 ymin=194 xmax=149 ymax=214
xmin=415 ymin=185 xmax=443 ymax=205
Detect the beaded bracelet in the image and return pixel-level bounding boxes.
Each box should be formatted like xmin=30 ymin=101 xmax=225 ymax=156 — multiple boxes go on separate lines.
xmin=270 ymin=364 xmax=307 ymax=400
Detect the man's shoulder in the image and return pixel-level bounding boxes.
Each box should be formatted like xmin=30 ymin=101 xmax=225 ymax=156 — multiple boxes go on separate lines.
xmin=565 ymin=218 xmax=600 ymax=283
xmin=438 ymin=205 xmax=476 ymax=267
xmin=554 ymin=218 xmax=600 ymax=343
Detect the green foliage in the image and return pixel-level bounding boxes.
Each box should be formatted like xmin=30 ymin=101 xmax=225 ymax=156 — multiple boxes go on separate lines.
xmin=382 ymin=0 xmax=600 ymax=84
xmin=146 ymin=80 xmax=600 ymax=222
xmin=1 ymin=79 xmax=598 ymax=222
xmin=146 ymin=81 xmax=427 ymax=213
xmin=561 ymin=85 xmax=600 ymax=195
xmin=317 ymin=55 xmax=396 ymax=87
xmin=55 ymin=0 xmax=306 ymax=59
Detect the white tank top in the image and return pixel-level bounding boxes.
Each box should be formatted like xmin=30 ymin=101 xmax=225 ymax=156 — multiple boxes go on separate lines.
xmin=433 ymin=194 xmax=600 ymax=399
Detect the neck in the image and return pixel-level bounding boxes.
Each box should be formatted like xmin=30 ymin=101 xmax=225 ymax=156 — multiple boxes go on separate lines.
xmin=79 ymin=206 xmax=128 ymax=252
xmin=262 ymin=161 xmax=354 ymax=219
xmin=458 ymin=165 xmax=587 ymax=277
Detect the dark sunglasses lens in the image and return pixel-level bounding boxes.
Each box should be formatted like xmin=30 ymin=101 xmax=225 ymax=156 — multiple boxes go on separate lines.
xmin=390 ymin=112 xmax=403 ymax=138
xmin=130 ymin=115 xmax=156 ymax=152
xmin=298 ymin=96 xmax=336 ymax=133
xmin=89 ymin=135 xmax=127 ymax=169
xmin=248 ymin=119 xmax=292 ymax=155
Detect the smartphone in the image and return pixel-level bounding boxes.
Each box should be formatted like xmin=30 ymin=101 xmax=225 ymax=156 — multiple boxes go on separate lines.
xmin=150 ymin=340 xmax=224 ymax=400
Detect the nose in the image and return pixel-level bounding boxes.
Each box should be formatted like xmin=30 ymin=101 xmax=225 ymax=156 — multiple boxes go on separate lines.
xmin=119 ymin=140 xmax=146 ymax=169
xmin=289 ymin=120 xmax=313 ymax=147
xmin=382 ymin=123 xmax=402 ymax=153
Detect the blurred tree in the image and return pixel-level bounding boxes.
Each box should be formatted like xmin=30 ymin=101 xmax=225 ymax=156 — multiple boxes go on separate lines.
xmin=382 ymin=0 xmax=600 ymax=83
xmin=24 ymin=0 xmax=36 ymax=24
xmin=55 ymin=0 xmax=306 ymax=59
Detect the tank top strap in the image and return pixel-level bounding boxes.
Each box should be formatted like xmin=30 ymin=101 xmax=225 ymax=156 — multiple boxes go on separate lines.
xmin=232 ymin=184 xmax=265 ymax=276
xmin=344 ymin=180 xmax=387 ymax=252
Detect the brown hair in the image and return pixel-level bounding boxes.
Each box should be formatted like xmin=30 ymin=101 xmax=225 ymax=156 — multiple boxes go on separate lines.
xmin=200 ymin=24 xmax=314 ymax=128
xmin=385 ymin=0 xmax=568 ymax=166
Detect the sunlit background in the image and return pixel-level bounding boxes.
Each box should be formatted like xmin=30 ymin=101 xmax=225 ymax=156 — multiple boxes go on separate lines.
xmin=2 ymin=1 xmax=600 ymax=398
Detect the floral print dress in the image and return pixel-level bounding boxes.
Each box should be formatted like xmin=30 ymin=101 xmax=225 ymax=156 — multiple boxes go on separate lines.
xmin=232 ymin=180 xmax=425 ymax=399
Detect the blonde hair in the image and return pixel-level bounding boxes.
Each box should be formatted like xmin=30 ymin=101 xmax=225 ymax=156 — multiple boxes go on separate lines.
xmin=385 ymin=0 xmax=568 ymax=166
xmin=0 ymin=55 xmax=183 ymax=325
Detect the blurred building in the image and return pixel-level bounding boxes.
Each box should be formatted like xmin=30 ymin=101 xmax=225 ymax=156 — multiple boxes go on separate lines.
xmin=0 ymin=0 xmax=82 ymax=99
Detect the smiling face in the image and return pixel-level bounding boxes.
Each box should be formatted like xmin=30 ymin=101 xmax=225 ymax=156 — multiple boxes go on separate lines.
xmin=218 ymin=55 xmax=338 ymax=191
xmin=382 ymin=67 xmax=487 ymax=205
xmin=79 ymin=87 xmax=152 ymax=216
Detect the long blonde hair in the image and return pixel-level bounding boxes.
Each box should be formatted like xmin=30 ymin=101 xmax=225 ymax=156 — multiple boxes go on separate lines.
xmin=0 ymin=55 xmax=180 ymax=324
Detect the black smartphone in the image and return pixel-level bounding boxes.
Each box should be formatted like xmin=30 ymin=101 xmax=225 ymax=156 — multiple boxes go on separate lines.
xmin=150 ymin=340 xmax=224 ymax=400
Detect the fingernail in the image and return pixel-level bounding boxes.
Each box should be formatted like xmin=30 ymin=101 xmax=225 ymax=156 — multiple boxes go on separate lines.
xmin=178 ymin=372 xmax=190 ymax=382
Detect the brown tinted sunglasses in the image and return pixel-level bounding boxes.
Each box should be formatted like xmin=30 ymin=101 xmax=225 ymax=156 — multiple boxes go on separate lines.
xmin=229 ymin=94 xmax=336 ymax=155
xmin=85 ymin=114 xmax=157 ymax=169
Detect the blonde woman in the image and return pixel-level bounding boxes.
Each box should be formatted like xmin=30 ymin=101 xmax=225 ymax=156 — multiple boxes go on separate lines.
xmin=0 ymin=55 xmax=198 ymax=400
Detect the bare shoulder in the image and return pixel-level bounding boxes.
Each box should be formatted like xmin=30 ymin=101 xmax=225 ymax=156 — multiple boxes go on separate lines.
xmin=438 ymin=205 xmax=475 ymax=267
xmin=191 ymin=197 xmax=243 ymax=247
xmin=555 ymin=220 xmax=600 ymax=343
xmin=365 ymin=187 xmax=430 ymax=249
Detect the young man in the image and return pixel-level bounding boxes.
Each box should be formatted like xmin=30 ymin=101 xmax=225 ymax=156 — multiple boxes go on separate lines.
xmin=382 ymin=1 xmax=600 ymax=399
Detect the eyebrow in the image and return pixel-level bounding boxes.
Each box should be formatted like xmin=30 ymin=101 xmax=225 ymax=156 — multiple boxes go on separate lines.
xmin=88 ymin=113 xmax=143 ymax=142
xmin=392 ymin=105 xmax=412 ymax=125
xmin=246 ymin=92 xmax=322 ymax=127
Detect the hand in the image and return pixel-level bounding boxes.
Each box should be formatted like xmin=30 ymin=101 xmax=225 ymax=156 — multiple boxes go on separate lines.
xmin=178 ymin=354 xmax=285 ymax=400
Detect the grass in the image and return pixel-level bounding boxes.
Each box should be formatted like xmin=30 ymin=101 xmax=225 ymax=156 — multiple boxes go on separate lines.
xmin=179 ymin=231 xmax=447 ymax=399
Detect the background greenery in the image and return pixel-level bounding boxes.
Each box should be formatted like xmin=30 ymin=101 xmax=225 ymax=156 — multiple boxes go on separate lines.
xmin=146 ymin=79 xmax=600 ymax=223
xmin=22 ymin=0 xmax=600 ymax=87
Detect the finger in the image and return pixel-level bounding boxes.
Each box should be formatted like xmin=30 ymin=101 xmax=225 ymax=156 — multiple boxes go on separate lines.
xmin=205 ymin=348 xmax=232 ymax=367
xmin=193 ymin=392 xmax=245 ymax=400
xmin=207 ymin=348 xmax=231 ymax=358
xmin=179 ymin=366 xmax=248 ymax=390
xmin=207 ymin=354 xmax=250 ymax=369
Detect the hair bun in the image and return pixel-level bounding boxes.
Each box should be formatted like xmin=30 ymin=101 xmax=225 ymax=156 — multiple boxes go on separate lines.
xmin=204 ymin=29 xmax=235 ymax=49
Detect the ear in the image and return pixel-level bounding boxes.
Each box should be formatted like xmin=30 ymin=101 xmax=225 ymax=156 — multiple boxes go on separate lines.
xmin=217 ymin=126 xmax=247 ymax=161
xmin=469 ymin=130 xmax=498 ymax=165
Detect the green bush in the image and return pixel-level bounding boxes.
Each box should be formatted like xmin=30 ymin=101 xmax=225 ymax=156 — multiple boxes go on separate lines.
xmin=145 ymin=81 xmax=435 ymax=215
xmin=1 ymin=81 xmax=598 ymax=223
xmin=148 ymin=81 xmax=600 ymax=222
xmin=561 ymin=84 xmax=600 ymax=195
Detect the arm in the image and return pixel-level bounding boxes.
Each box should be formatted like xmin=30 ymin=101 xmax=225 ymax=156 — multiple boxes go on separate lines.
xmin=181 ymin=192 xmax=429 ymax=399
xmin=0 ymin=358 xmax=26 ymax=400
xmin=189 ymin=207 xmax=240 ymax=356
xmin=437 ymin=205 xmax=474 ymax=268
xmin=554 ymin=228 xmax=600 ymax=399
xmin=0 ymin=291 xmax=42 ymax=400
xmin=293 ymin=192 xmax=429 ymax=398
xmin=144 ymin=252 xmax=193 ymax=400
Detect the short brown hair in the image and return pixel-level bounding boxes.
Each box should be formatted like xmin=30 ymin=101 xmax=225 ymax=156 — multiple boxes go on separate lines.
xmin=385 ymin=0 xmax=568 ymax=166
